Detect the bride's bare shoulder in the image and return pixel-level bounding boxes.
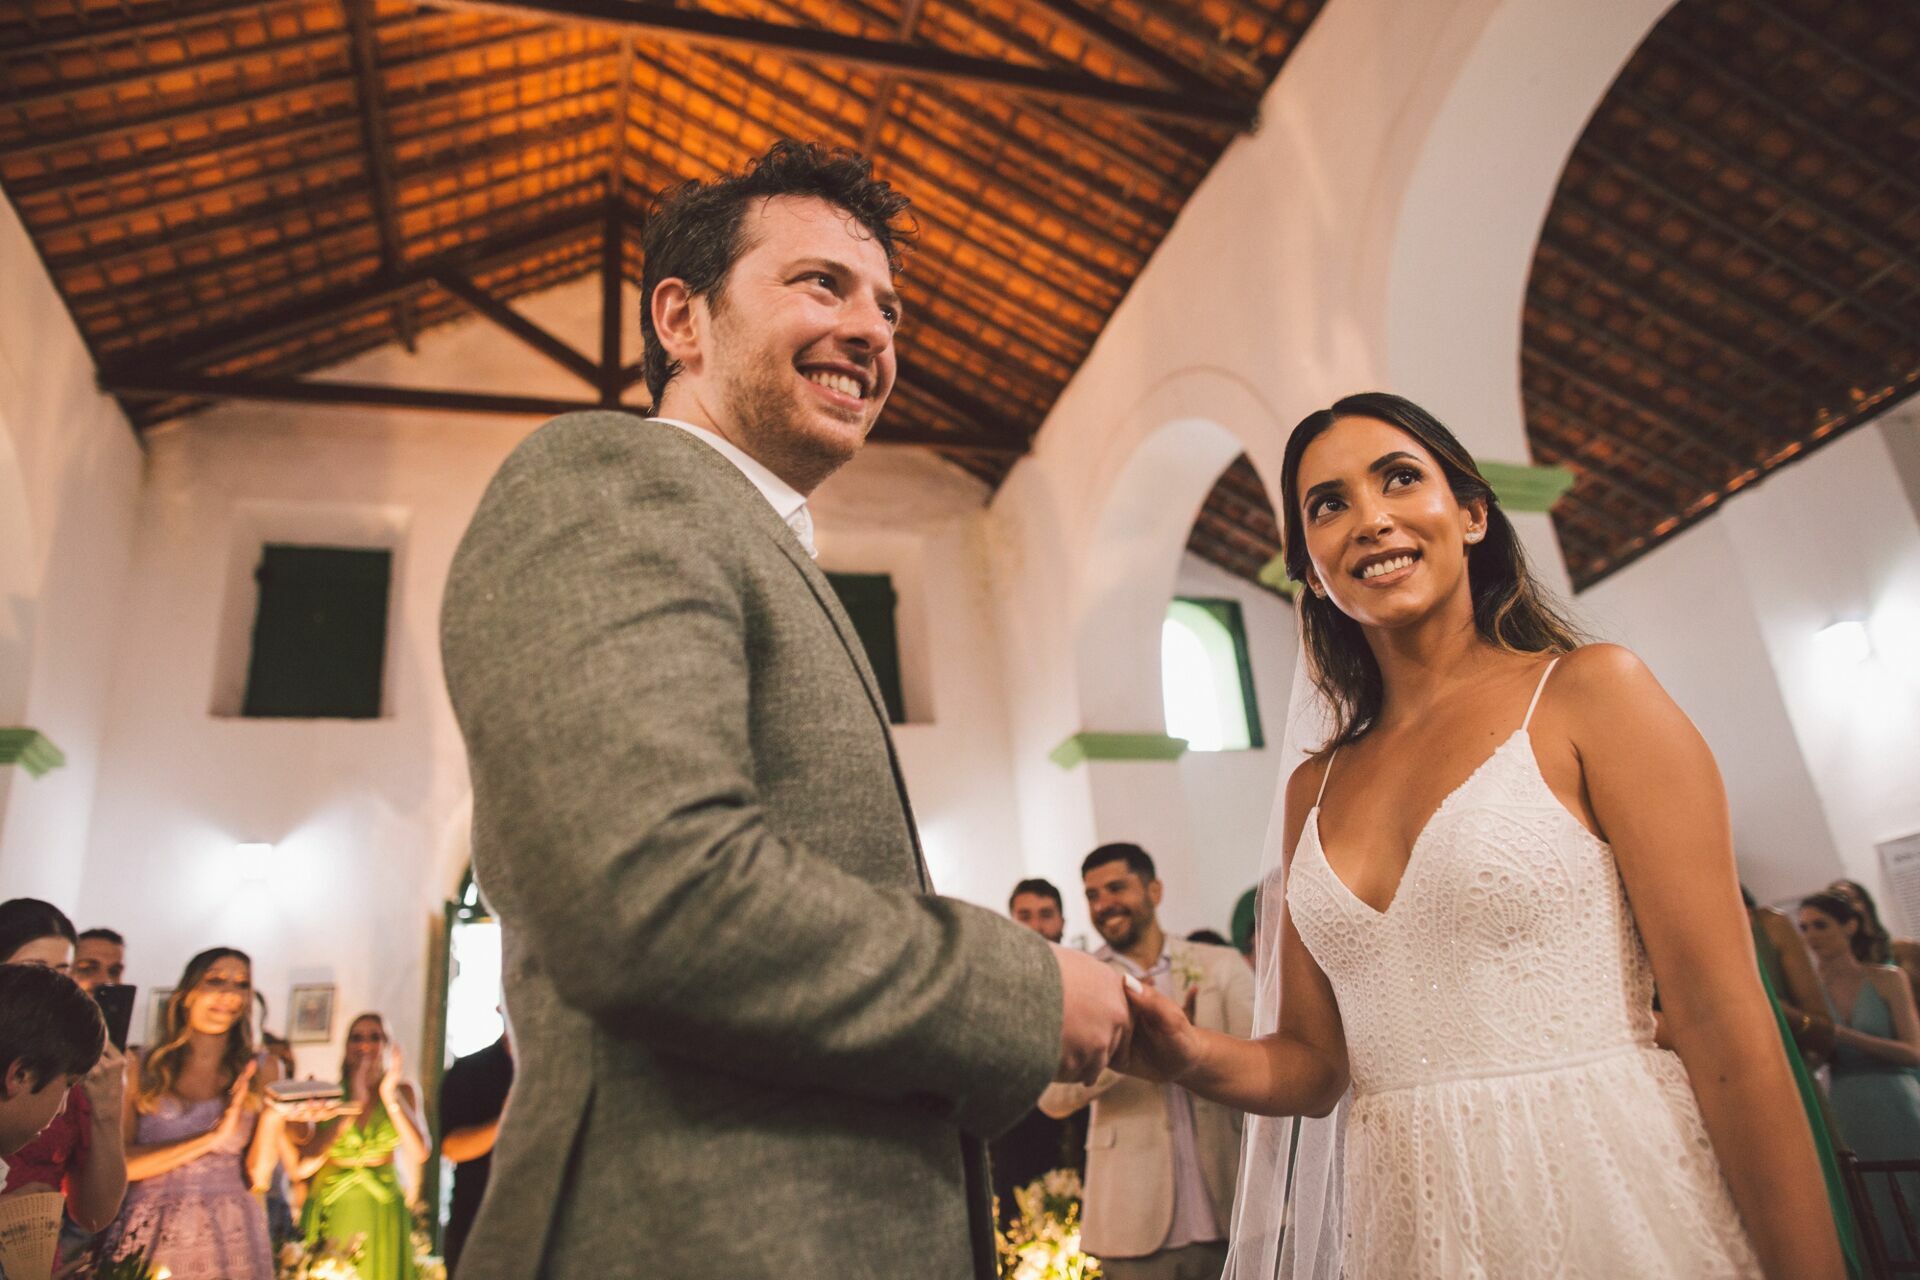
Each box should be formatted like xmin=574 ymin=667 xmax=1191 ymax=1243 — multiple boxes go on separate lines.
xmin=1550 ymin=643 xmax=1695 ymax=741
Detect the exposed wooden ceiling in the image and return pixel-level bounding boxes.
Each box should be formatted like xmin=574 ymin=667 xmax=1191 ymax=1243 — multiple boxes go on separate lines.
xmin=0 ymin=0 xmax=1910 ymax=596
xmin=1522 ymin=0 xmax=1920 ymax=589
xmin=0 ymin=0 xmax=1319 ymax=589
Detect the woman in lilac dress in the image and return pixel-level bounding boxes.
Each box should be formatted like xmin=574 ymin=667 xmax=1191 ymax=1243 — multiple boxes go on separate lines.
xmin=102 ymin=947 xmax=286 ymax=1279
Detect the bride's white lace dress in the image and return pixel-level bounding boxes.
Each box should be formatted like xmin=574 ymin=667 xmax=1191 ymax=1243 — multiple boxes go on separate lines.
xmin=1286 ymin=667 xmax=1762 ymax=1278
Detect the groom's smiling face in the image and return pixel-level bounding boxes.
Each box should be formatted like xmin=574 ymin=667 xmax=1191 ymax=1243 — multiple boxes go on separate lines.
xmin=656 ymin=194 xmax=902 ymax=493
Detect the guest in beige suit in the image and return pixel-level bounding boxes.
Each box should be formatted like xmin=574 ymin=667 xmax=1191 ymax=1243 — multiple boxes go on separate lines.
xmin=1041 ymin=844 xmax=1255 ymax=1280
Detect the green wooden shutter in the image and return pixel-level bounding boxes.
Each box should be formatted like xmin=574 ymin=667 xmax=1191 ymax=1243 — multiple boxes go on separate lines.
xmin=241 ymin=545 xmax=392 ymax=719
xmin=825 ymin=572 xmax=906 ymax=725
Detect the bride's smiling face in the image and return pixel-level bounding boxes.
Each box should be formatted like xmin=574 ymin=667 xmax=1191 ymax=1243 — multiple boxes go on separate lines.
xmin=1296 ymin=416 xmax=1486 ymax=632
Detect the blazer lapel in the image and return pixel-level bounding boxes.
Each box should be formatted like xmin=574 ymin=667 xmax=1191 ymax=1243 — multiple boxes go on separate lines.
xmin=653 ymin=423 xmax=932 ymax=890
xmin=761 ymin=524 xmax=934 ymax=893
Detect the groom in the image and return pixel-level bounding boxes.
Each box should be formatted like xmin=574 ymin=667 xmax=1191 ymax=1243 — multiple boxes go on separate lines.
xmin=441 ymin=142 xmax=1132 ymax=1279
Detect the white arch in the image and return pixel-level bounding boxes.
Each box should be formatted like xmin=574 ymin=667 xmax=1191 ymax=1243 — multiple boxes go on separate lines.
xmin=1070 ymin=367 xmax=1288 ymax=730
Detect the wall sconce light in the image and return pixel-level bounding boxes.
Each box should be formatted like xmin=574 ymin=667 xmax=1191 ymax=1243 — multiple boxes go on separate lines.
xmin=1814 ymin=619 xmax=1872 ymax=667
xmin=235 ymin=841 xmax=275 ymax=883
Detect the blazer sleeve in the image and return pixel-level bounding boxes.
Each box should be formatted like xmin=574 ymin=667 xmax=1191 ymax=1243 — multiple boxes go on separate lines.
xmin=441 ymin=419 xmax=1061 ymax=1139
xmin=1222 ymin=950 xmax=1256 ymax=1039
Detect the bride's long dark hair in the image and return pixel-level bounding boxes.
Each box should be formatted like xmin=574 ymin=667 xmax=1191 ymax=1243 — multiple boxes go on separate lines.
xmin=1279 ymin=392 xmax=1585 ymax=749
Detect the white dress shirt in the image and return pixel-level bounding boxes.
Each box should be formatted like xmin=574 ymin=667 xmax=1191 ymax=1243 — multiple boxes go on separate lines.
xmin=654 ymin=417 xmax=816 ymax=558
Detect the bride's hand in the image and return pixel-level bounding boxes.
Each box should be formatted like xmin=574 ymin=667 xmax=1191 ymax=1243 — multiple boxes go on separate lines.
xmin=1113 ymin=979 xmax=1206 ymax=1084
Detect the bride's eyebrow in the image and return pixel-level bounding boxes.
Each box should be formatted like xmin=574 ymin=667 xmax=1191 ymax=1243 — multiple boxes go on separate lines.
xmin=1304 ymin=451 xmax=1421 ymax=504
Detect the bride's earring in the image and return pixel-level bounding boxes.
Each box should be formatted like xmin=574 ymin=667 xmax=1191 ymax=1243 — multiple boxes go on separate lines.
xmin=1465 ymin=528 xmax=1484 ymax=545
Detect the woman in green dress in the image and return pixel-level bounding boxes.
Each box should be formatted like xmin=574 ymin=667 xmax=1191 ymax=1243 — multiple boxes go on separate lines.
xmin=296 ymin=1013 xmax=430 ymax=1279
xmin=1800 ymin=892 xmax=1920 ymax=1265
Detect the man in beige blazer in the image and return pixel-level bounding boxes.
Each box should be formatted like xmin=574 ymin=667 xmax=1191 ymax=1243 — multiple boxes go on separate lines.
xmin=1041 ymin=844 xmax=1255 ymax=1280
xmin=441 ymin=143 xmax=1132 ymax=1280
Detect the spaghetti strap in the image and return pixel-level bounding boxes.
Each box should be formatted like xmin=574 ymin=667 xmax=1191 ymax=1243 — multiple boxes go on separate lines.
xmin=1314 ymin=748 xmax=1339 ymax=808
xmin=1521 ymin=657 xmax=1562 ymax=732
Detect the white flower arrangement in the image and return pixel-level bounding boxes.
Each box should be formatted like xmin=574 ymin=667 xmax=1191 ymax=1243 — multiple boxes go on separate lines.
xmin=996 ymin=1168 xmax=1102 ymax=1280
xmin=275 ymin=1236 xmax=364 ymax=1280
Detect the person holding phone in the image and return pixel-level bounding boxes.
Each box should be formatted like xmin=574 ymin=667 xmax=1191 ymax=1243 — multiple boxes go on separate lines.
xmin=0 ymin=899 xmax=130 ymax=1253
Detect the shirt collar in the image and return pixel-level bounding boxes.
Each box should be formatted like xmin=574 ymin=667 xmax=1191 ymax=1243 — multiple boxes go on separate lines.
xmin=653 ymin=417 xmax=809 ymax=524
xmin=1099 ymin=945 xmax=1172 ymax=980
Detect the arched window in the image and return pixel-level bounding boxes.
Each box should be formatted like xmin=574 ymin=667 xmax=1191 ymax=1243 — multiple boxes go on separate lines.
xmin=1162 ymin=598 xmax=1263 ymax=752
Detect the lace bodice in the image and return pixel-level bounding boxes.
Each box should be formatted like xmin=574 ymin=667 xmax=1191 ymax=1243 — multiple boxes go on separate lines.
xmin=1288 ymin=728 xmax=1656 ymax=1095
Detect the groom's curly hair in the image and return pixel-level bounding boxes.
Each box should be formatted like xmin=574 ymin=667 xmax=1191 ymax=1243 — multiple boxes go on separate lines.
xmin=638 ymin=141 xmax=916 ymax=410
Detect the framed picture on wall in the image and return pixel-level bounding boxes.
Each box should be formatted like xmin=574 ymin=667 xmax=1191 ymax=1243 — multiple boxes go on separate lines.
xmin=144 ymin=988 xmax=175 ymax=1048
xmin=288 ymin=983 xmax=336 ymax=1044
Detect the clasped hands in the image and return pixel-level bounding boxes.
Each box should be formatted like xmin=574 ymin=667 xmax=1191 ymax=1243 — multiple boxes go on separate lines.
xmin=1050 ymin=945 xmax=1205 ymax=1086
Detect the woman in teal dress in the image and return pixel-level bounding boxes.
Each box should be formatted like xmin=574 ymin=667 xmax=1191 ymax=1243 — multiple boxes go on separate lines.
xmin=296 ymin=1013 xmax=431 ymax=1279
xmin=1800 ymin=892 xmax=1920 ymax=1262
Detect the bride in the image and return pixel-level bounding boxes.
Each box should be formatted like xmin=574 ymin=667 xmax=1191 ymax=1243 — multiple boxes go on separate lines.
xmin=1117 ymin=393 xmax=1840 ymax=1278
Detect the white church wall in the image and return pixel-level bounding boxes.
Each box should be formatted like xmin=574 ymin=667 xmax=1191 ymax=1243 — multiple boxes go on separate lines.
xmin=76 ymin=398 xmax=528 ymax=1074
xmin=1580 ymin=404 xmax=1920 ymax=907
xmin=1579 ymin=515 xmax=1842 ymax=901
xmin=0 ymin=189 xmax=144 ymax=905
xmin=1719 ymin=413 xmax=1920 ymax=908
xmin=1171 ymin=552 xmax=1298 ymax=939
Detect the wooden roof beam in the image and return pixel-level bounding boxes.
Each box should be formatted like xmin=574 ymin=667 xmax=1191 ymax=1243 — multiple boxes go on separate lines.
xmin=857 ymin=0 xmax=928 ymax=156
xmin=1 ymin=24 xmax=611 ymax=165
xmin=68 ymin=172 xmax=604 ymax=314
xmin=0 ymin=0 xmax=317 ymax=60
xmin=1524 ymin=404 xmax=1692 ymax=521
xmin=97 ymin=203 xmax=601 ymax=377
xmin=1522 ymin=349 xmax=1743 ymax=484
xmin=1604 ymin=87 xmax=1920 ymax=296
xmin=1525 ymin=293 xmax=1783 ymax=430
xmin=433 ymin=268 xmax=603 ymax=388
xmin=42 ymin=110 xmax=614 ymax=266
xmin=1555 ymin=190 xmax=1879 ymax=379
xmin=1649 ymin=24 xmax=1920 ymax=208
xmin=1740 ymin=0 xmax=1920 ymax=118
xmin=2 ymin=26 xmax=354 ymax=117
xmin=600 ymin=41 xmax=633 ymax=405
xmin=2 ymin=36 xmax=611 ymax=200
xmin=1532 ymin=240 xmax=1821 ymax=411
xmin=426 ymin=0 xmax=1258 ymax=129
xmin=345 ymin=0 xmax=416 ymax=351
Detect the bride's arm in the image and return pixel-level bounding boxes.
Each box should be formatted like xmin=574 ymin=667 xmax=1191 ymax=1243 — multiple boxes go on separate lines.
xmin=1115 ymin=761 xmax=1350 ymax=1118
xmin=1561 ymin=645 xmax=1841 ymax=1280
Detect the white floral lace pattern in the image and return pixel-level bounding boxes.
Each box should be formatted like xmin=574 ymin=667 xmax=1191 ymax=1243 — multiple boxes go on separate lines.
xmin=1288 ymin=729 xmax=1762 ymax=1279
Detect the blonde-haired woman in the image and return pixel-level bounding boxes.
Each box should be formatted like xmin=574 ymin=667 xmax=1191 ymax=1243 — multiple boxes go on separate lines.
xmin=102 ymin=947 xmax=285 ymax=1278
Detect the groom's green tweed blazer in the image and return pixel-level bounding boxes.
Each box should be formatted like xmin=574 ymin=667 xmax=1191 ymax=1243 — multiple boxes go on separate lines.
xmin=441 ymin=414 xmax=1062 ymax=1279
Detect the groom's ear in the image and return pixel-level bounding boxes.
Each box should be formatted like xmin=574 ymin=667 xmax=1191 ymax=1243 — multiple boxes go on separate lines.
xmin=1148 ymin=879 xmax=1164 ymax=909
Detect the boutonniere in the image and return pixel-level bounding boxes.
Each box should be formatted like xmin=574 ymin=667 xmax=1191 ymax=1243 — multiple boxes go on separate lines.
xmin=1172 ymin=950 xmax=1205 ymax=994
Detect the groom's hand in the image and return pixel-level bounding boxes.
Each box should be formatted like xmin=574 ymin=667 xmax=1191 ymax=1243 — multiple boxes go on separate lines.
xmin=1051 ymin=945 xmax=1132 ymax=1085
